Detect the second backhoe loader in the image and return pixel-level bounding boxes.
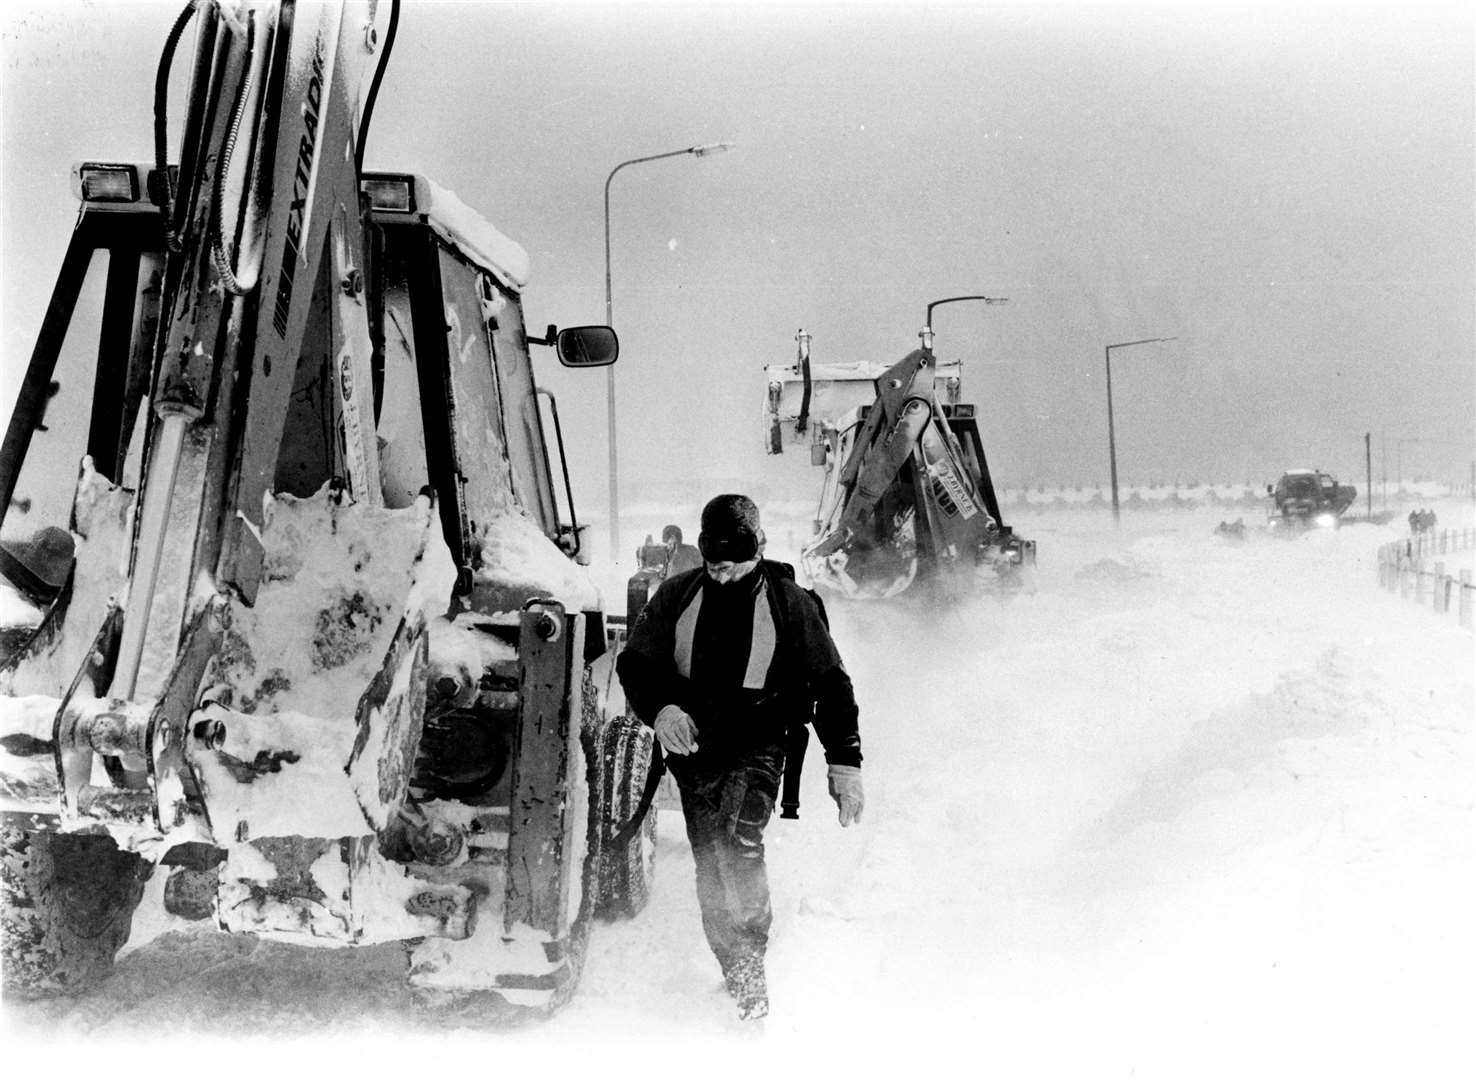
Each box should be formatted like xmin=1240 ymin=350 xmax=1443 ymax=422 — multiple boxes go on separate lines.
xmin=766 ymin=308 xmax=1035 ymax=600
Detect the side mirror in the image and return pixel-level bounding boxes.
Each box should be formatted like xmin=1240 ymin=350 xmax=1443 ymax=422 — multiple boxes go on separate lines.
xmin=556 ymin=326 xmax=618 ymax=368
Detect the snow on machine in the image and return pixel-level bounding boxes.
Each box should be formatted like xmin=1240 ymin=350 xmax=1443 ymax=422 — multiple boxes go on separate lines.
xmin=0 ymin=0 xmax=657 ymax=1009
xmin=1265 ymin=469 xmax=1357 ymax=532
xmin=764 ymin=306 xmax=1035 ymax=601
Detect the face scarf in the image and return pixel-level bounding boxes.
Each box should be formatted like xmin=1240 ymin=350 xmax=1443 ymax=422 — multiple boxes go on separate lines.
xmin=705 ymin=557 xmax=759 ymax=586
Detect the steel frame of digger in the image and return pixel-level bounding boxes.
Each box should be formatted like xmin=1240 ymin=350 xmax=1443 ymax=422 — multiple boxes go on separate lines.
xmin=797 ymin=348 xmax=1036 ymax=600
xmin=0 ymin=0 xmax=652 ymax=1009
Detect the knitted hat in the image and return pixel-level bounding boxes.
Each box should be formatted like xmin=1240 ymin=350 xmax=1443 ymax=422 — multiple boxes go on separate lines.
xmin=698 ymin=494 xmax=762 ymax=563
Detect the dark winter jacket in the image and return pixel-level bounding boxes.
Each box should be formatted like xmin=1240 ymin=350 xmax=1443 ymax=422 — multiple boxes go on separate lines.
xmin=617 ymin=559 xmax=862 ymax=768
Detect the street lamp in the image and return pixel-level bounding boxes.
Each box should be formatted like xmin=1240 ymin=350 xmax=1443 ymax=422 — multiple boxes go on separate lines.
xmin=602 ymin=141 xmax=733 ymax=558
xmin=1105 ymin=336 xmax=1177 ymax=527
xmin=918 ymin=294 xmax=1008 ymax=351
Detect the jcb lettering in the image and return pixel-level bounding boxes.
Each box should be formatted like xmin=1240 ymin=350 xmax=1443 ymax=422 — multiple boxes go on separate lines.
xmin=270 ymin=37 xmax=327 ymax=337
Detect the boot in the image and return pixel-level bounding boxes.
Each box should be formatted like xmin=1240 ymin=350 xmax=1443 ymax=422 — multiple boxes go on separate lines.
xmin=727 ymin=948 xmax=768 ymax=1021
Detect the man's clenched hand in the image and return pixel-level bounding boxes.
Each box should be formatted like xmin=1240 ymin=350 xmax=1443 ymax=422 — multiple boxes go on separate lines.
xmin=654 ymin=704 xmax=699 ymax=755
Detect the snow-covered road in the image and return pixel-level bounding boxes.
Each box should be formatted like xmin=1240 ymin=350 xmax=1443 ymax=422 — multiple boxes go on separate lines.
xmin=5 ymin=502 xmax=1472 ymax=1078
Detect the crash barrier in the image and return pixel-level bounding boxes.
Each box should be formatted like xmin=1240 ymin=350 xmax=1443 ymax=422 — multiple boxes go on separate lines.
xmin=1376 ymin=528 xmax=1476 ymax=630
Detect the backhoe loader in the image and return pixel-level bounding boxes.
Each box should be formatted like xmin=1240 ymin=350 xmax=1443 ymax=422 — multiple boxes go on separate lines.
xmin=0 ymin=0 xmax=656 ymax=1009
xmin=766 ymin=315 xmax=1035 ymax=600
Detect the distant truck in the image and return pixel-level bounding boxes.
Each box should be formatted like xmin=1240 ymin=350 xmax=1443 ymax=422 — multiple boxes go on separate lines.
xmin=1266 ymin=469 xmax=1357 ymax=529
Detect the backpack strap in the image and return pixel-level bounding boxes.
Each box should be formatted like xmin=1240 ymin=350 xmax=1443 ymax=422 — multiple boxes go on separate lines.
xmin=758 ymin=559 xmax=829 ymax=821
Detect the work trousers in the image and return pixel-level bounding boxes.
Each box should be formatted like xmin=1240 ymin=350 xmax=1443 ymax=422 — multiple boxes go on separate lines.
xmin=671 ymin=747 xmax=784 ymax=966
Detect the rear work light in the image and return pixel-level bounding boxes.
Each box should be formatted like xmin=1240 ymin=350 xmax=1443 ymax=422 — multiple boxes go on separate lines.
xmin=78 ymin=163 xmax=140 ymax=203
xmin=362 ymin=174 xmax=416 ymax=213
xmin=946 ymin=403 xmax=976 ymax=419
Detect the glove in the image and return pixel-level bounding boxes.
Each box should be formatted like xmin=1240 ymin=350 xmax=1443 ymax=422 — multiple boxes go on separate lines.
xmin=653 ymin=704 xmax=699 ymax=756
xmin=827 ymin=764 xmax=863 ymax=827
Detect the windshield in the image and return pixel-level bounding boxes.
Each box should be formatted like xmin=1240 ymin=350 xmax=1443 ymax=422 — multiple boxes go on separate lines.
xmin=1276 ymin=475 xmax=1319 ymax=499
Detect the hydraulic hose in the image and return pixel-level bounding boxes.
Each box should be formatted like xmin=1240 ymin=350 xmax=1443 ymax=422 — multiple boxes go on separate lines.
xmin=355 ymin=0 xmax=400 ymax=174
xmin=209 ymin=9 xmax=260 ymax=295
xmin=154 ymin=1 xmax=200 ymax=253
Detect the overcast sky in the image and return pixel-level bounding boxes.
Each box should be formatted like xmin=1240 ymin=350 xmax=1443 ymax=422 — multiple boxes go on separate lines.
xmin=2 ymin=1 xmax=1472 ymax=508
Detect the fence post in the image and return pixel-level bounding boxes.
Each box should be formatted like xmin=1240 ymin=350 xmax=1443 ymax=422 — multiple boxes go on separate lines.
xmin=1461 ymin=571 xmax=1473 ymax=630
xmin=1433 ymin=561 xmax=1446 ymax=612
xmin=1399 ymin=554 xmax=1412 ymax=599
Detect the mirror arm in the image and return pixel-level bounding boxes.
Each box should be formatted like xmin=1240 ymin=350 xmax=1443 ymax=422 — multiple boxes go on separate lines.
xmin=526 ymin=323 xmax=558 ymax=348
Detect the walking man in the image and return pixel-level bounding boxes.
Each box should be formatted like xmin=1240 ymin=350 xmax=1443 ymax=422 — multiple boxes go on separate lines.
xmin=617 ymin=493 xmax=863 ymax=1020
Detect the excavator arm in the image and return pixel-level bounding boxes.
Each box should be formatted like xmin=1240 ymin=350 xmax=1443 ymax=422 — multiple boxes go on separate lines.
xmin=1 ymin=0 xmax=435 ymax=872
xmin=808 ymin=351 xmax=935 ymax=556
xmin=802 ymin=348 xmax=1034 ymax=599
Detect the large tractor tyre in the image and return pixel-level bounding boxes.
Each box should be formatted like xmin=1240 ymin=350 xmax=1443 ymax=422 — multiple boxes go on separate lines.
xmin=1 ymin=825 xmax=152 ymax=998
xmin=595 ymin=715 xmax=658 ymax=920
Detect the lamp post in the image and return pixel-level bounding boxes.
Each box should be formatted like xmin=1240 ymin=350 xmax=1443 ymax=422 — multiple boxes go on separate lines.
xmin=918 ymin=294 xmax=1008 ymax=351
xmin=1105 ymin=336 xmax=1177 ymax=527
xmin=602 ymin=142 xmax=733 ymax=558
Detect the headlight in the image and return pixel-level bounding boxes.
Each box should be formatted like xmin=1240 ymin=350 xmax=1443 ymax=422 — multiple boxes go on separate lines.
xmin=1314 ymin=513 xmax=1337 ymax=528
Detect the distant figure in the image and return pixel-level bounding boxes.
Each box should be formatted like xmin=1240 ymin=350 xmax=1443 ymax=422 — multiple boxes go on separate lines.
xmin=627 ymin=535 xmax=671 ymax=625
xmin=1215 ymin=518 xmax=1247 ymax=541
xmin=1411 ymin=509 xmax=1437 ymax=535
xmin=1408 ymin=509 xmax=1420 ymax=534
xmin=635 ymin=533 xmax=666 ymax=572
xmin=661 ymin=524 xmax=703 ymax=577
xmin=1424 ymin=509 xmax=1438 ymax=533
